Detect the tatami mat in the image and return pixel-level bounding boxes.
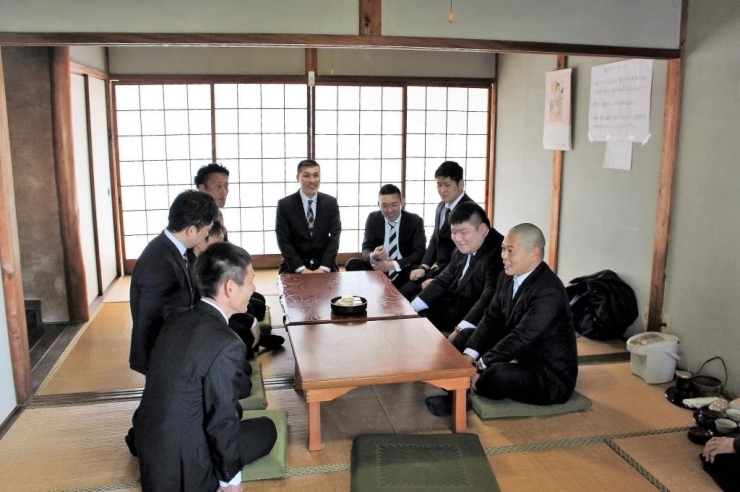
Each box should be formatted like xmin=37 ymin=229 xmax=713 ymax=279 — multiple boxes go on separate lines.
xmin=0 ymin=400 xmax=140 ymax=492
xmin=576 ymin=335 xmax=628 ymax=357
xmin=488 ymin=443 xmax=658 ymax=492
xmin=103 ymin=276 xmax=131 ymax=303
xmin=38 ymin=303 xmax=143 ymax=395
xmin=255 ymin=269 xmax=280 ymax=296
xmin=614 ymin=431 xmax=723 ymax=492
xmin=259 ymin=328 xmax=295 ymax=381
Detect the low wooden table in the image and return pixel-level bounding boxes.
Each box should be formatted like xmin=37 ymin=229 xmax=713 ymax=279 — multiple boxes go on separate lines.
xmin=288 ymin=317 xmax=477 ymax=451
xmin=278 ymin=270 xmax=418 ymax=325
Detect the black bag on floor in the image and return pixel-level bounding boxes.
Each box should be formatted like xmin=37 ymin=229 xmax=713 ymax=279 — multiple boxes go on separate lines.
xmin=565 ymin=270 xmax=638 ymax=341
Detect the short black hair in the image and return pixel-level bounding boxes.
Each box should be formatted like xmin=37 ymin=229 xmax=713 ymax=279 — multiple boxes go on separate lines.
xmin=193 ymin=242 xmax=252 ymax=299
xmin=449 ymin=201 xmax=490 ymax=228
xmin=207 ymin=220 xmax=225 ymax=240
xmin=378 ymin=184 xmax=402 ymax=197
xmin=297 ymin=159 xmax=320 ymax=174
xmin=434 ymin=161 xmax=464 ymax=183
xmin=166 ymin=190 xmax=219 ymax=233
xmin=194 ymin=163 xmax=229 ymax=187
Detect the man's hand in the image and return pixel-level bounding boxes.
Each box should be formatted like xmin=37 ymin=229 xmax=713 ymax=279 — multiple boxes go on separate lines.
xmin=218 ymin=484 xmax=241 ymax=492
xmin=421 ymin=278 xmax=434 ymax=289
xmin=250 ymin=322 xmax=261 ymax=348
xmin=371 ymin=245 xmax=387 ymax=261
xmin=301 ymin=269 xmax=326 ymax=274
xmin=463 ymin=353 xmax=475 ymax=365
xmin=447 ymin=329 xmax=459 ymax=344
xmin=371 ymin=260 xmax=394 ymax=273
xmin=471 ymin=373 xmax=480 ymax=392
xmin=409 ymin=268 xmax=426 ymax=281
xmin=703 ymin=437 xmax=735 ymax=463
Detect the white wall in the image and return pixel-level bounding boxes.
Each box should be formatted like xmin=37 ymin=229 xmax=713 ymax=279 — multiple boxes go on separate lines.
xmin=0 ymin=0 xmax=358 ymax=34
xmin=71 ymin=75 xmax=99 ymax=303
xmin=0 ymin=285 xmax=18 ymax=424
xmin=383 ymin=0 xmax=681 ymax=49
xmin=663 ymin=1 xmax=740 ymax=397
xmin=70 ymin=46 xmax=107 ymax=72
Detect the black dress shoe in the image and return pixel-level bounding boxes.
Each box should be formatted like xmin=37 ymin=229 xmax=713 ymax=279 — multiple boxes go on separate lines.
xmin=259 ymin=334 xmax=285 ymax=352
xmin=125 ymin=427 xmax=138 ymax=457
xmin=424 ymin=393 xmax=472 ymax=417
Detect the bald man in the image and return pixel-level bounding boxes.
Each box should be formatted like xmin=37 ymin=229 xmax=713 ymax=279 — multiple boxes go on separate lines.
xmin=454 ymin=223 xmax=577 ymax=405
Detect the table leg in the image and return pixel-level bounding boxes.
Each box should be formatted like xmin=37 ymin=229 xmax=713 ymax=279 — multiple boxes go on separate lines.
xmin=308 ymin=400 xmax=322 ymax=451
xmin=452 ymin=388 xmax=467 ymax=432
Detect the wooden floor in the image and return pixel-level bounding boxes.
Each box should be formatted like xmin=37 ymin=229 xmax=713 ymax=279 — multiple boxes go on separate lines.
xmin=0 ymin=272 xmax=722 ymax=492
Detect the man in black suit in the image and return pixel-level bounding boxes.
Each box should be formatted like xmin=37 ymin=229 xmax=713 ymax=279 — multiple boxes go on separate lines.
xmin=410 ymin=202 xmax=504 ymax=333
xmin=345 ymin=184 xmax=426 ymax=288
xmin=133 ymin=242 xmax=277 ymax=492
xmin=456 ymin=223 xmax=578 ymax=405
xmin=400 ymin=161 xmax=475 ymax=300
xmin=275 ymin=159 xmax=341 ymax=274
xmin=129 ymin=190 xmax=219 ymax=376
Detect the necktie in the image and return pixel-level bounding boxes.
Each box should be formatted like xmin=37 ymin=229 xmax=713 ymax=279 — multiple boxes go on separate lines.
xmin=441 ymin=206 xmax=451 ymax=228
xmin=387 ymin=222 xmax=398 ymax=260
xmin=387 ymin=222 xmax=399 ymax=282
xmin=306 ymin=199 xmax=315 ymax=233
xmin=512 ymin=276 xmax=521 ymax=298
xmin=183 ymin=252 xmax=194 ymax=304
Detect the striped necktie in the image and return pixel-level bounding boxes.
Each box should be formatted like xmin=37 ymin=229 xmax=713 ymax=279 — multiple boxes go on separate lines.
xmin=388 ymin=221 xmax=399 ymax=281
xmin=306 ymin=199 xmax=315 ymax=234
xmin=182 ymin=252 xmax=194 ymax=304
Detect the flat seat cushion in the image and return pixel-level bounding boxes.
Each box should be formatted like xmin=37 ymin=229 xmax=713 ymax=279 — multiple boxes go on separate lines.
xmin=241 ymin=409 xmax=288 ymax=481
xmin=351 ymin=433 xmax=500 ymax=492
xmin=471 ymin=390 xmax=592 ymax=419
xmin=259 ymin=305 xmax=272 ymax=334
xmin=239 ymin=361 xmax=267 ymax=411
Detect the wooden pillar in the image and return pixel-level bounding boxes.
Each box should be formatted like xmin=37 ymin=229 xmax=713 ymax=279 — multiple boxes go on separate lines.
xmin=360 ymin=0 xmax=382 ymax=36
xmin=647 ymin=57 xmax=683 ymax=331
xmin=50 ymin=47 xmax=89 ymax=322
xmin=548 ymin=55 xmax=567 ymax=272
xmin=306 ymin=48 xmax=317 ymax=159
xmin=0 ymin=47 xmax=33 ymax=405
xmin=485 ymin=78 xmax=497 ymax=222
xmin=647 ymin=0 xmax=686 ymax=331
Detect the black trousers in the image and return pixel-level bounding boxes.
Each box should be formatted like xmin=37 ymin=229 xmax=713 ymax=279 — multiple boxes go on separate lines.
xmin=237 ymin=416 xmax=277 ymax=465
xmin=701 ymin=453 xmax=740 ymax=491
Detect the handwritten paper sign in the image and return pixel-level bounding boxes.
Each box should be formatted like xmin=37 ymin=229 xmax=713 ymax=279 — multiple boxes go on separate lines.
xmin=588 ymin=59 xmax=653 ymax=144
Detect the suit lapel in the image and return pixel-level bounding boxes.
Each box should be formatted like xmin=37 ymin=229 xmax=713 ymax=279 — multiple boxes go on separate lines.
xmin=160 ymin=232 xmax=195 ymax=304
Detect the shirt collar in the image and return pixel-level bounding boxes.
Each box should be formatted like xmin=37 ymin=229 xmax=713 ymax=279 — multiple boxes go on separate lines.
xmin=200 ymin=298 xmax=229 ymax=323
xmin=163 ymin=228 xmax=187 ymax=256
xmin=386 ymin=213 xmax=402 ymax=227
xmin=447 ymin=192 xmax=466 ymax=212
xmin=514 ymin=269 xmax=534 ymax=286
xmin=299 ymin=189 xmax=317 ymax=204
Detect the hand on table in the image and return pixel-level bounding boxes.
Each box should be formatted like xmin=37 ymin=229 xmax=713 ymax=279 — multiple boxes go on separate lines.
xmin=301 ymin=269 xmax=326 ymax=274
xmin=703 ymin=436 xmax=736 ymax=463
xmin=371 ymin=260 xmax=394 ymax=273
xmin=218 ymin=484 xmax=241 ymax=492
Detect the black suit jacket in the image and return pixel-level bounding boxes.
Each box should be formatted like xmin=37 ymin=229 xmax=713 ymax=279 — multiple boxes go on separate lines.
xmin=275 ymin=191 xmax=341 ymax=273
xmin=361 ymin=210 xmax=426 ymax=272
xmin=134 ymin=302 xmax=246 ymax=492
xmin=420 ymin=193 xmax=475 ymax=273
xmin=467 ymin=262 xmax=578 ymax=403
xmin=418 ymin=227 xmax=504 ymax=325
xmin=129 ymin=231 xmax=195 ymax=375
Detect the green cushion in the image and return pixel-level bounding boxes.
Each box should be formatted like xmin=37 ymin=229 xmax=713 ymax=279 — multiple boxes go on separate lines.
xmin=259 ymin=305 xmax=272 ymax=334
xmin=239 ymin=361 xmax=267 ymax=411
xmin=471 ymin=390 xmax=592 ymax=419
xmin=351 ymin=434 xmax=500 ymax=492
xmin=241 ymin=409 xmax=288 ymax=481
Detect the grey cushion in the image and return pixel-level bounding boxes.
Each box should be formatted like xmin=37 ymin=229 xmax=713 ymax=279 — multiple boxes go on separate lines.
xmin=471 ymin=390 xmax=592 ymax=419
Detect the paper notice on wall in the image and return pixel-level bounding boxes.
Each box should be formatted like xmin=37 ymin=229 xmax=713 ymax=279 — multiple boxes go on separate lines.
xmin=588 ymin=59 xmax=653 ymax=144
xmin=543 ymin=68 xmax=572 ymax=150
xmin=603 ymin=140 xmax=633 ymax=170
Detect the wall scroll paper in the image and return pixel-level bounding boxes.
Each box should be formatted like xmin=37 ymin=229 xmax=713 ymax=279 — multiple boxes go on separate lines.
xmin=543 ymin=68 xmax=572 ymax=151
xmin=588 ymin=59 xmax=653 ymax=144
xmin=603 ymin=140 xmax=633 ymax=171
